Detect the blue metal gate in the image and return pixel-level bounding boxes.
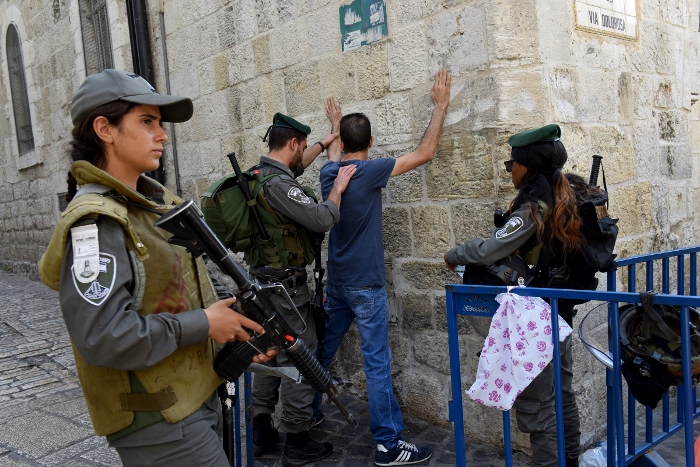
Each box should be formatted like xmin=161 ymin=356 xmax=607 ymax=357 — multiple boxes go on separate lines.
xmin=446 ymin=246 xmax=700 ymax=466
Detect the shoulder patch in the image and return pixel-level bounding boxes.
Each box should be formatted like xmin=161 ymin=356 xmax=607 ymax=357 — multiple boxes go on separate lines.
xmin=495 ymin=216 xmax=524 ymax=239
xmin=72 ymin=253 xmax=117 ymax=306
xmin=287 ymin=186 xmax=311 ymax=204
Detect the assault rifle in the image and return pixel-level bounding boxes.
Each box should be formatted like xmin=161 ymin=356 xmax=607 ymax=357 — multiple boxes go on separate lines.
xmin=154 ymin=200 xmax=358 ymax=427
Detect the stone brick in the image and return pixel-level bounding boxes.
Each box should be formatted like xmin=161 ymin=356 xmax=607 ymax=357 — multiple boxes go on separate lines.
xmin=659 ymin=110 xmax=689 ymax=142
xmin=659 ymin=143 xmax=692 ymax=180
xmin=284 ymin=62 xmax=322 ymax=116
xmin=546 ymin=68 xmax=580 ymax=123
xmin=228 ymin=42 xmax=256 ymax=85
xmin=396 ymin=0 xmax=441 ymax=26
xmin=319 ymin=54 xmax=356 ymax=105
xmin=486 ymin=0 xmax=539 ymax=62
xmin=197 ymin=138 xmax=225 ymax=177
xmin=634 ymin=121 xmax=659 ymax=179
xmin=631 ymin=21 xmax=676 ymax=75
xmin=295 ymin=0 xmax=331 ymax=14
xmin=618 ymin=72 xmax=634 ymax=125
xmin=226 ymin=80 xmax=265 ymax=133
xmin=389 ymin=25 xmax=428 ymax=92
xmin=354 ymin=42 xmax=390 ymax=100
xmin=427 ymin=5 xmax=488 ymax=77
xmin=451 ymin=202 xmax=497 ymax=245
xmin=270 ymin=21 xmax=308 ymax=70
xmin=193 ymin=60 xmax=219 ymax=97
xmin=253 ymin=34 xmax=272 ymax=75
xmin=578 ymin=70 xmax=619 ymax=122
xmin=396 ymin=369 xmax=449 ymax=425
xmin=412 ymin=333 xmax=454 ymax=376
xmin=667 ymin=182 xmax=689 ymax=225
xmin=590 ymin=126 xmax=635 ymax=184
xmin=388 ymin=328 xmax=410 ymax=368
xmin=192 ymin=92 xmax=230 ymax=140
xmin=262 ymin=73 xmax=286 ymax=123
xmin=383 ymin=207 xmax=411 ymax=258
xmin=610 ymin=183 xmax=652 ymax=238
xmin=633 ymin=74 xmax=653 ymax=120
xmin=400 ymin=260 xmax=455 ymax=290
xmin=426 ymin=132 xmax=494 ymax=200
xmin=497 ymin=69 xmax=547 ymax=125
xmin=400 ymin=293 xmax=433 ymax=331
xmin=691 ymin=118 xmax=700 ymax=156
xmin=374 ymin=96 xmax=412 ymax=145
xmin=307 ymin=6 xmax=340 ymax=57
xmin=255 ymin=0 xmax=280 ymax=33
xmin=218 ymin=0 xmax=256 ymax=48
xmin=654 ymin=78 xmax=678 ymax=108
xmin=212 ymin=53 xmax=229 ymax=91
xmin=411 ymin=205 xmax=450 ymax=258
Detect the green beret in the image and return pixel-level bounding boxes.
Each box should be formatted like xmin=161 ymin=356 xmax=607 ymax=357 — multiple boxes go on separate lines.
xmin=271 ymin=112 xmax=311 ymax=135
xmin=507 ymin=124 xmax=561 ymax=148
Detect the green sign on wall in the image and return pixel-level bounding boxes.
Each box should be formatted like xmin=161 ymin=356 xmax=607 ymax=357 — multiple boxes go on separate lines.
xmin=339 ymin=0 xmax=388 ymax=52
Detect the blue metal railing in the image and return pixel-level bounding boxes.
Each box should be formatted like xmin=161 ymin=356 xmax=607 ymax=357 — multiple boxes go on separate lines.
xmin=446 ymin=246 xmax=700 ymax=466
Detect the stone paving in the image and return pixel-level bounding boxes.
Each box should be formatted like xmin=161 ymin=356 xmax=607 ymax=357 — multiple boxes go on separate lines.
xmin=0 ymin=270 xmax=695 ymax=466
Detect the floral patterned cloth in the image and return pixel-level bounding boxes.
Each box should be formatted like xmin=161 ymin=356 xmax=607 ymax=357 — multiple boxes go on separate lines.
xmin=466 ymin=290 xmax=573 ymax=410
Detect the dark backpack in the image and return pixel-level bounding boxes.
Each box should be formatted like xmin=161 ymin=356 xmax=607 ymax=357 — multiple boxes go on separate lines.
xmin=200 ymin=168 xmax=317 ymax=269
xmin=537 ymin=182 xmax=618 ymax=293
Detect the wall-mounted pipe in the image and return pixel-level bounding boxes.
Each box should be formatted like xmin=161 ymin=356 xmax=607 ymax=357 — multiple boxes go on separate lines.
xmin=126 ymin=0 xmax=164 ymax=183
xmin=158 ymin=0 xmax=182 ymax=197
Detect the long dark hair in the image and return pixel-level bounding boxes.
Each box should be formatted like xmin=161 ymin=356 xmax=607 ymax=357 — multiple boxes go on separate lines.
xmin=66 ymin=100 xmax=136 ymax=202
xmin=509 ymin=141 xmax=584 ymax=254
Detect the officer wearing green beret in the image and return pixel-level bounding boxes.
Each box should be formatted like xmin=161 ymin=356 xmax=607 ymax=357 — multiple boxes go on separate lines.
xmin=445 ymin=124 xmax=583 ymax=467
xmin=245 ymin=112 xmax=356 ymax=465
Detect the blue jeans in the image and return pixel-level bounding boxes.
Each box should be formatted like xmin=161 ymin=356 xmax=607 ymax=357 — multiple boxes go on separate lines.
xmin=313 ymin=283 xmax=404 ymax=448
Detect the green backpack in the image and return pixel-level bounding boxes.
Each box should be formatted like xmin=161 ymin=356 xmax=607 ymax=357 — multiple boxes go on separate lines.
xmin=201 ymin=169 xmax=315 ymax=269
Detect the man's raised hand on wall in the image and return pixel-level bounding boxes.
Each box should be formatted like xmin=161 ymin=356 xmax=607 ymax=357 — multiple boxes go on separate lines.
xmin=326 ymin=96 xmax=343 ymax=162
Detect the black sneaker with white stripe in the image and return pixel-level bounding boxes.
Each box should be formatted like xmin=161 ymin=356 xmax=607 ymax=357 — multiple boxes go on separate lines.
xmin=374 ymin=440 xmax=433 ymax=466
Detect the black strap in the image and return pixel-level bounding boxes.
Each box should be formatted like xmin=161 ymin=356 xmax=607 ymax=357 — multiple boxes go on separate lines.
xmin=639 ymin=292 xmax=681 ymax=345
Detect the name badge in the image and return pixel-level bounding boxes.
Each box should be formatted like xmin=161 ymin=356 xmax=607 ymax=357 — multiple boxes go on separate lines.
xmin=71 ymin=224 xmax=100 ymax=283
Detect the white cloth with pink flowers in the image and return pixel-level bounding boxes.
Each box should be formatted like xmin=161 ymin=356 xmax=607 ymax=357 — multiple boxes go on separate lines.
xmin=466 ymin=290 xmax=573 ymax=411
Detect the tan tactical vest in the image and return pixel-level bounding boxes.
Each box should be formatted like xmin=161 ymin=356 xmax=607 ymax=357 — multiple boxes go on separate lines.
xmin=39 ymin=161 xmax=222 ymax=436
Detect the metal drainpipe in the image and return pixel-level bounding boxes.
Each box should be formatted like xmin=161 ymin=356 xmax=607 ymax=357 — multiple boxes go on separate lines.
xmin=158 ymin=0 xmax=182 ymax=197
xmin=126 ymin=0 xmax=165 ymax=184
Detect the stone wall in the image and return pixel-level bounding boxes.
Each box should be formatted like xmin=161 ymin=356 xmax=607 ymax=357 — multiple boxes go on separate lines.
xmin=1 ymin=0 xmax=700 ymax=451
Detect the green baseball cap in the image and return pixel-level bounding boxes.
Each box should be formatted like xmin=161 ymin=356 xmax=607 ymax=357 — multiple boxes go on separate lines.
xmin=508 ymin=124 xmax=561 ymax=148
xmin=71 ymin=69 xmax=193 ymax=124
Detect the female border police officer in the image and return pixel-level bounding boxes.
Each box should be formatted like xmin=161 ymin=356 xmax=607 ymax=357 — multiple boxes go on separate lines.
xmin=444 ymin=124 xmax=582 ymax=467
xmin=38 ymin=69 xmax=274 ymax=466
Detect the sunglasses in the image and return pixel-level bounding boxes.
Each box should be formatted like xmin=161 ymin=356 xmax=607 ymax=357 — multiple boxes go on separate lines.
xmin=504 ymin=159 xmax=516 ymax=173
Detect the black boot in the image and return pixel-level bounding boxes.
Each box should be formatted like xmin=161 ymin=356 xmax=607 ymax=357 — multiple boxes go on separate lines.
xmin=282 ymin=430 xmax=333 ymax=466
xmin=253 ymin=414 xmax=278 ymax=456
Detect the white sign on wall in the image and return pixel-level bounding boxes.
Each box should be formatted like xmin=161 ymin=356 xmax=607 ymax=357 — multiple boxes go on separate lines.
xmin=575 ymin=0 xmax=637 ymax=40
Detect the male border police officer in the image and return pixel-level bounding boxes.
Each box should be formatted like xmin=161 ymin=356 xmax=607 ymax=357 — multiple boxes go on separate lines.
xmin=237 ymin=113 xmax=355 ymax=466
